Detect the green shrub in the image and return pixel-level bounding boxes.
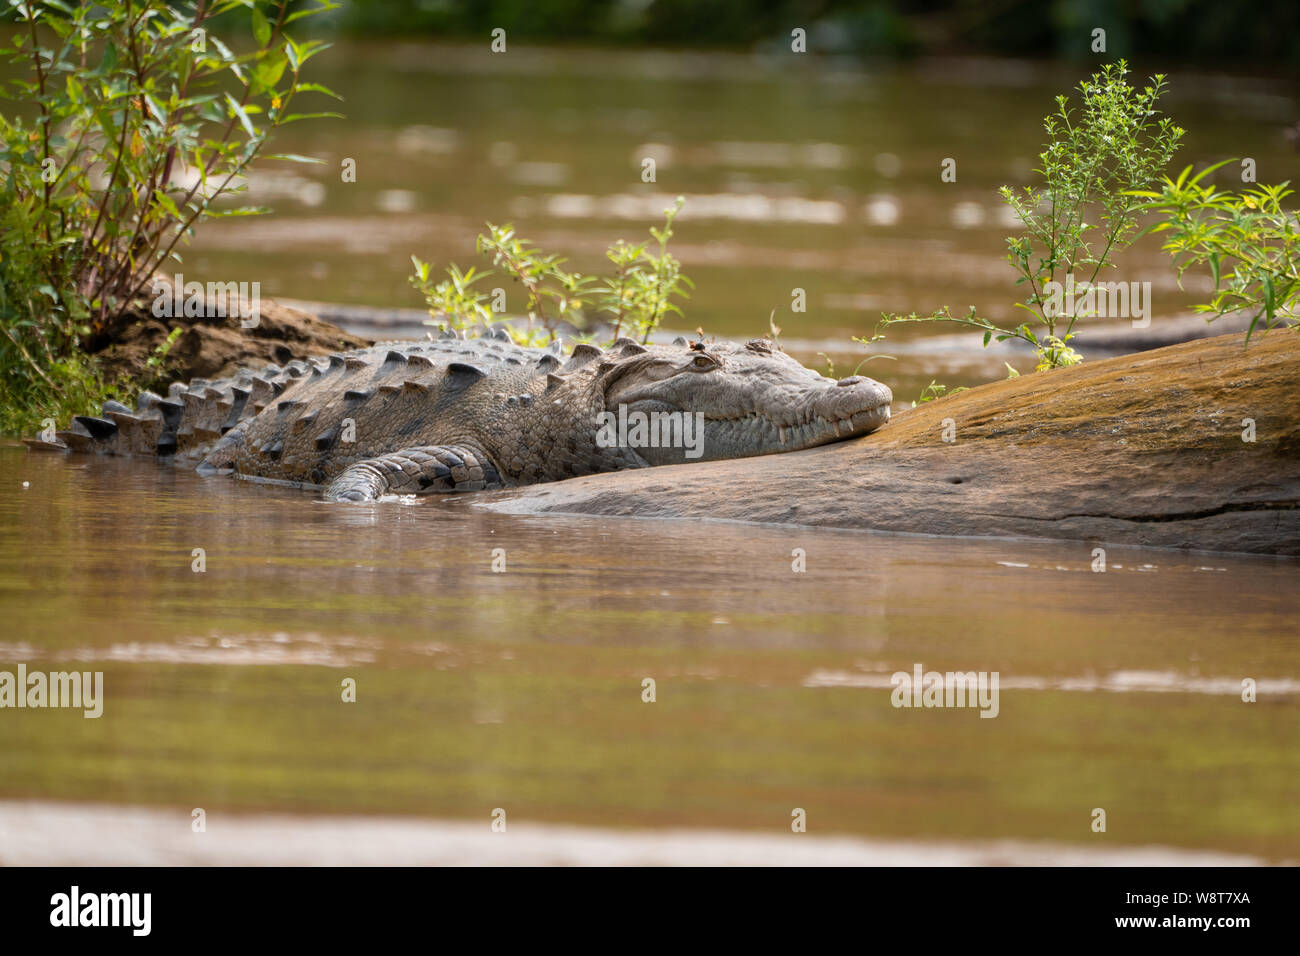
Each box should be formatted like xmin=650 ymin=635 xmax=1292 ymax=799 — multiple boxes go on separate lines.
xmin=0 ymin=0 xmax=339 ymax=435
xmin=875 ymin=61 xmax=1183 ymax=372
xmin=411 ymin=197 xmax=693 ymax=347
xmin=1133 ymin=163 xmax=1299 ymax=342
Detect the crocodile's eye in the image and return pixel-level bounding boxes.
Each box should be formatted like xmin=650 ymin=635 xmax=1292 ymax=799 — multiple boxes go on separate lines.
xmin=692 ymin=354 xmax=716 ymax=369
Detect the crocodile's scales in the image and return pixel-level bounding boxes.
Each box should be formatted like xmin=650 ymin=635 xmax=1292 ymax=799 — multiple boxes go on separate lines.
xmin=27 ymin=331 xmax=893 ymax=501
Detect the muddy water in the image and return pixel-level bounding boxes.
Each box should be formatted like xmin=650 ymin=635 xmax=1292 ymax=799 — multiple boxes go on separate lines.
xmin=1 ymin=444 xmax=1296 ymax=863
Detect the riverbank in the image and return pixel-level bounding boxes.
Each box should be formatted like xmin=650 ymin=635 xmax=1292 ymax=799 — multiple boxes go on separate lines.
xmin=480 ymin=330 xmax=1300 ymax=556
xmin=90 ymin=291 xmax=369 ymax=391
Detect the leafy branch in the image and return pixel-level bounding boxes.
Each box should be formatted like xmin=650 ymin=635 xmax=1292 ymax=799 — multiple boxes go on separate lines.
xmin=1131 ymin=161 xmax=1299 ymax=343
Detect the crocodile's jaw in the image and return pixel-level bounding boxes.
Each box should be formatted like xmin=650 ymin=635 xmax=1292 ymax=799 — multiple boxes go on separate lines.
xmin=618 ymin=387 xmax=891 ymax=466
xmin=601 ymin=342 xmax=893 ymax=466
xmin=700 ymin=380 xmax=892 ymax=462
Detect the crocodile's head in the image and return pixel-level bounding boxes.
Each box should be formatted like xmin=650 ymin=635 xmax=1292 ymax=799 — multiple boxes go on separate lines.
xmin=595 ymin=337 xmax=892 ymax=465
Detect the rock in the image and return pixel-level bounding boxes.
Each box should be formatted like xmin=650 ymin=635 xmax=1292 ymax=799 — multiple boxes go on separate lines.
xmin=481 ymin=331 xmax=1300 ymax=556
xmin=1066 ymin=310 xmax=1258 ymax=353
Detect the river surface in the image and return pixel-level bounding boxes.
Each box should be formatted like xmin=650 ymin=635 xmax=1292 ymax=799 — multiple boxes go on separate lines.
xmin=1 ymin=445 xmax=1296 ymax=863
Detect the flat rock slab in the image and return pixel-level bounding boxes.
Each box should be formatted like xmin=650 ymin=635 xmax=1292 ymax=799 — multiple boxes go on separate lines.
xmin=480 ymin=331 xmax=1300 ymax=556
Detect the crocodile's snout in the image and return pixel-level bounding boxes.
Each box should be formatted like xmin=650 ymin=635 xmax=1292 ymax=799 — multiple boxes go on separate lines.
xmin=644 ymin=343 xmax=893 ymax=463
xmin=800 ymin=374 xmax=892 ymax=440
xmin=819 ymin=375 xmax=892 ymax=417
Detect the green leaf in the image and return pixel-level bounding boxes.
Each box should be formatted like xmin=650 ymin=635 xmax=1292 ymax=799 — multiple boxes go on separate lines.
xmin=144 ymin=94 xmax=166 ymax=125
xmin=208 ymin=36 xmax=245 ymax=82
xmin=286 ymin=2 xmax=340 ymax=26
xmin=251 ymin=6 xmax=272 ymax=47
xmin=295 ymin=82 xmax=343 ymax=100
xmin=252 ymin=53 xmax=288 ymax=94
xmin=152 ymin=189 xmax=182 ymax=219
xmin=225 ymin=93 xmax=256 ymax=138
xmin=278 ymin=111 xmax=344 ymax=125
xmin=263 ymin=153 xmax=326 ymax=165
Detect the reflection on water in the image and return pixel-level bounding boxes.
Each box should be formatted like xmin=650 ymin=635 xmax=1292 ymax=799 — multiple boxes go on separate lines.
xmin=0 ymin=801 xmax=1269 ymax=867
xmin=1 ymin=445 xmax=1297 ymax=863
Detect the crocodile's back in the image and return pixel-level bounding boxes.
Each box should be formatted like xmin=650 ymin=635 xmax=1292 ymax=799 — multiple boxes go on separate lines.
xmin=229 ymin=335 xmax=555 ymax=485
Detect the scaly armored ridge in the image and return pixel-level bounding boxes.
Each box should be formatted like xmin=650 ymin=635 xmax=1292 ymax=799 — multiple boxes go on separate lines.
xmin=26 ymin=331 xmax=893 ymax=501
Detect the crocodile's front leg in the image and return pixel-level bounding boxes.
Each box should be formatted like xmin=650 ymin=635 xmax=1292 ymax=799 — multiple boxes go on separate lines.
xmin=325 ymin=445 xmax=503 ymax=501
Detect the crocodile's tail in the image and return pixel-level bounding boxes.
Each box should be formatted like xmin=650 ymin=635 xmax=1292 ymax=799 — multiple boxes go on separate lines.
xmin=24 ymin=360 xmax=314 ymax=461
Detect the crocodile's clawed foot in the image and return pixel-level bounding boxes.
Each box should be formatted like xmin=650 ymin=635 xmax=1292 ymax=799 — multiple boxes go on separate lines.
xmin=324 ymin=445 xmax=503 ymax=502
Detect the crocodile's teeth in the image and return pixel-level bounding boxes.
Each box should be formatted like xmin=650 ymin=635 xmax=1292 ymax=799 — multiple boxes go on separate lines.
xmin=779 ymin=427 xmax=788 ymax=444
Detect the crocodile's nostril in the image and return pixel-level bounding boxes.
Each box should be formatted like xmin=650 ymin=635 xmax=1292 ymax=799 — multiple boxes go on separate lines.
xmin=837 ymin=376 xmax=866 ymax=387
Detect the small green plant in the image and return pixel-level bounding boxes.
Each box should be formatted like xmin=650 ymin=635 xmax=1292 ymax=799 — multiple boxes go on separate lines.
xmin=913 ymin=381 xmax=968 ymax=406
xmin=407 ymin=259 xmax=495 ymax=332
xmin=876 ymin=61 xmax=1183 ymax=373
xmin=0 ymin=0 xmax=339 ymax=435
xmin=596 ymin=196 xmax=691 ymax=343
xmin=1133 ymin=162 xmax=1299 ymax=342
xmin=411 ymin=197 xmax=693 ymax=347
xmin=476 ymin=224 xmax=598 ymax=345
xmin=144 ymin=324 xmax=184 ymax=376
xmin=845 ymin=331 xmax=897 ymax=377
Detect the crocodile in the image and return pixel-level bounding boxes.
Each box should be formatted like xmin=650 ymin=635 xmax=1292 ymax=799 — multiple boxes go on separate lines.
xmin=26 ymin=331 xmax=893 ymax=501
